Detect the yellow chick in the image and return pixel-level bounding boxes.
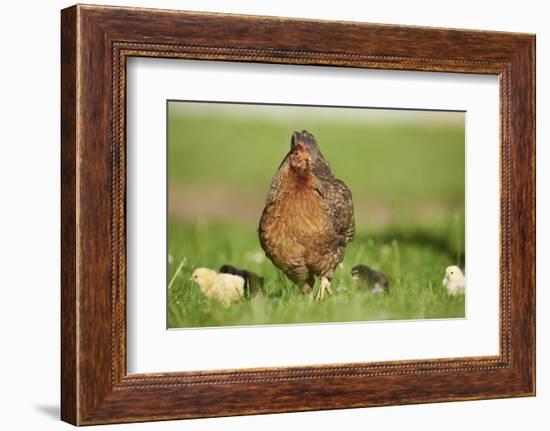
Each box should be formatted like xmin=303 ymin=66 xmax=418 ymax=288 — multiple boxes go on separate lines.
xmin=442 ymin=265 xmax=465 ymax=296
xmin=190 ymin=268 xmax=245 ymax=307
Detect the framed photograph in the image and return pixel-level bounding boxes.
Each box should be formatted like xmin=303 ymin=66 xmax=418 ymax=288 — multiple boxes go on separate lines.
xmin=61 ymin=4 xmax=535 ymax=425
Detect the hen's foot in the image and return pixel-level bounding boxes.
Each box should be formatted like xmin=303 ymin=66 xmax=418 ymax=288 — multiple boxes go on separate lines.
xmin=316 ymin=277 xmax=333 ymax=301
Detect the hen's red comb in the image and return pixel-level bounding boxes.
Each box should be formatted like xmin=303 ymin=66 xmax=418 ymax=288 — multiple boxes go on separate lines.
xmin=295 ymin=141 xmax=308 ymax=153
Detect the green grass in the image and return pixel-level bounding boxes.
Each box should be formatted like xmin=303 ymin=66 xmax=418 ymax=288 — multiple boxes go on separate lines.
xmin=167 ymin=105 xmax=465 ymax=328
xmin=167 ymin=218 xmax=465 ymax=328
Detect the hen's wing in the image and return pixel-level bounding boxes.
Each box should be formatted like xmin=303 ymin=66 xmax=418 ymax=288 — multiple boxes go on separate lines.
xmin=259 ymin=153 xmax=291 ymax=238
xmin=319 ymin=177 xmax=355 ymax=245
xmin=263 ymin=158 xmax=288 ymax=205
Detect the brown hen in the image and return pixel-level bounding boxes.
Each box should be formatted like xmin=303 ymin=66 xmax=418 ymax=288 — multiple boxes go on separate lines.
xmin=259 ymin=131 xmax=355 ymax=300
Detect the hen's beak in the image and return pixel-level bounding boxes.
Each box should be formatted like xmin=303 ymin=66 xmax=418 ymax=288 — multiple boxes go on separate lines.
xmin=295 ymin=141 xmax=311 ymax=161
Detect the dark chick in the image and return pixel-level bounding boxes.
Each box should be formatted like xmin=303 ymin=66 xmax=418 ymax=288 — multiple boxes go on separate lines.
xmin=218 ymin=264 xmax=264 ymax=299
xmin=351 ymin=265 xmax=390 ymax=294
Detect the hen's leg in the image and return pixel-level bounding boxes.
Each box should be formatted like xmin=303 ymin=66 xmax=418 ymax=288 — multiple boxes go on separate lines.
xmin=316 ymin=276 xmax=333 ymax=301
xmin=302 ymin=275 xmax=315 ymax=300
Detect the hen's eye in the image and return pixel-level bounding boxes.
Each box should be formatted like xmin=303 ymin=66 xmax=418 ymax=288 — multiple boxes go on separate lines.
xmin=450 ymin=272 xmax=454 ymax=275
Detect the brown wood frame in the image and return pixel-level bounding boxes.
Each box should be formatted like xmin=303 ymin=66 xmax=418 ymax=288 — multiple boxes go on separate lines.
xmin=61 ymin=4 xmax=536 ymax=426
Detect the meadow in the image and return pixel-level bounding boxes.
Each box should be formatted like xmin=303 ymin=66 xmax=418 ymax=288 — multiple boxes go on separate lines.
xmin=167 ymin=103 xmax=465 ymax=328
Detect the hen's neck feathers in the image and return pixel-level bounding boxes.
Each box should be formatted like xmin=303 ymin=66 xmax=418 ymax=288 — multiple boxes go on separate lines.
xmin=281 ymin=163 xmax=316 ymax=191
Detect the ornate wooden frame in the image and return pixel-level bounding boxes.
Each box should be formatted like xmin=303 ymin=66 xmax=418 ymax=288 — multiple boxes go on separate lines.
xmin=61 ymin=4 xmax=535 ymax=425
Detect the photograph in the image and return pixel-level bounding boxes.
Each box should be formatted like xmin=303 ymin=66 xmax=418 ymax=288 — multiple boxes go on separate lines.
xmin=167 ymin=101 xmax=466 ymax=328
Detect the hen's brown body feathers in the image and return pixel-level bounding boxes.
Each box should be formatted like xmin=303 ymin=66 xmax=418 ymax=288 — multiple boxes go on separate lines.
xmin=259 ymin=131 xmax=355 ymax=296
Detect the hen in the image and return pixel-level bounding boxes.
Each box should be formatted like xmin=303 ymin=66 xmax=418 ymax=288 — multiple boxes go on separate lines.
xmin=259 ymin=130 xmax=355 ymax=300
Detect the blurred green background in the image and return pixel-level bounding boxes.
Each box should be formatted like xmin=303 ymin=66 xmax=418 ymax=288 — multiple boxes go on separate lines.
xmin=167 ymin=102 xmax=465 ymax=328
